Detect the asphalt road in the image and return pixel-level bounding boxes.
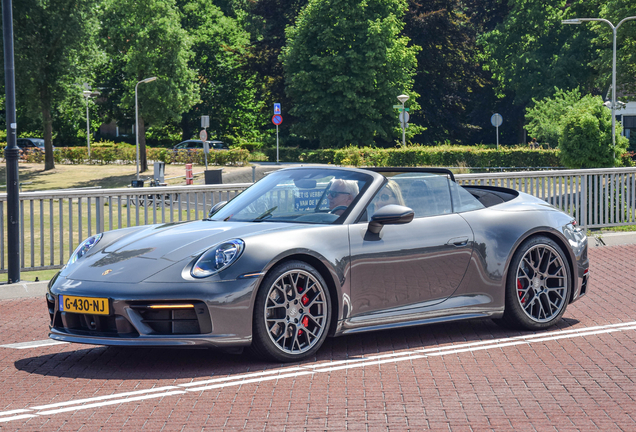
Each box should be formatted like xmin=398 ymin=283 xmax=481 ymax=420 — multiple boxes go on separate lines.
xmin=0 ymin=244 xmax=635 ymax=430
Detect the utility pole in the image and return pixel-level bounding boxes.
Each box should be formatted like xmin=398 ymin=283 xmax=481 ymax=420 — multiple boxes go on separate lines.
xmin=562 ymin=16 xmax=636 ymax=165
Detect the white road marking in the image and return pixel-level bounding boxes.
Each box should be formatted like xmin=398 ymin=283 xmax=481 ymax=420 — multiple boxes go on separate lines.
xmin=178 ymin=366 xmax=306 ymax=388
xmin=29 ymin=386 xmax=182 ymax=410
xmin=36 ymin=391 xmax=188 ymax=416
xmin=185 ymin=370 xmax=316 ymax=392
xmin=0 ymin=320 xmax=634 ymax=424
xmin=0 ymin=340 xmax=68 ymax=349
xmin=0 ymin=409 xmax=32 ymax=417
xmin=0 ymin=414 xmax=37 ymax=423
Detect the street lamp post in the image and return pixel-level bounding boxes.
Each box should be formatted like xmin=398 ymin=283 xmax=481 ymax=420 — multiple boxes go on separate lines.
xmin=397 ymin=94 xmax=409 ymax=146
xmin=563 ymin=16 xmax=636 ymax=163
xmin=135 ymin=77 xmax=158 ymax=180
xmin=3 ymin=0 xmax=20 ymax=283
xmin=82 ymin=90 xmax=100 ymax=159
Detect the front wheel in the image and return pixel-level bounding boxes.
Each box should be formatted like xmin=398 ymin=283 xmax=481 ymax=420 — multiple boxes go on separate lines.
xmin=500 ymin=236 xmax=571 ymax=330
xmin=250 ymin=260 xmax=331 ymax=362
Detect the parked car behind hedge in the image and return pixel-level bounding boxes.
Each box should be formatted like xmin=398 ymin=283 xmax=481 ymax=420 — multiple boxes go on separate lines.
xmin=173 ymin=139 xmax=229 ymax=154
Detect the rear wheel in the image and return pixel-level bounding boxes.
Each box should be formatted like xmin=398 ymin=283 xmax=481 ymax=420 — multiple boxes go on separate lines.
xmin=250 ymin=260 xmax=331 ymax=362
xmin=500 ymin=236 xmax=571 ymax=330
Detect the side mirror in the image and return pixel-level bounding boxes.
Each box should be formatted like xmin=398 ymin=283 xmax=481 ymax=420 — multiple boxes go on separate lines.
xmin=368 ymin=204 xmax=414 ymax=234
xmin=208 ymin=201 xmax=227 ymax=218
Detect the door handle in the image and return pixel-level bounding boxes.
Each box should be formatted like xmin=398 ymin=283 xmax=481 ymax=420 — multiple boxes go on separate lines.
xmin=447 ymin=237 xmax=469 ymax=247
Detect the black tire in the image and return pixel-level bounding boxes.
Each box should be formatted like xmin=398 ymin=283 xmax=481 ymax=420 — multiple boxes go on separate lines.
xmin=249 ymin=260 xmax=331 ymax=362
xmin=499 ymin=236 xmax=571 ymax=330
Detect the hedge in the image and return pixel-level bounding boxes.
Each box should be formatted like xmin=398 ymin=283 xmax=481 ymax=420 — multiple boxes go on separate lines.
xmin=9 ymin=146 xmax=250 ymax=166
xmin=5 ymin=142 xmax=632 ymax=169
xmin=265 ymin=145 xmax=563 ymax=168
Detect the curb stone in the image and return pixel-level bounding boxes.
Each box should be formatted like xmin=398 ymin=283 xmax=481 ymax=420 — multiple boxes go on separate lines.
xmin=0 ymin=280 xmax=49 ymax=300
xmin=588 ymin=231 xmax=636 ymax=247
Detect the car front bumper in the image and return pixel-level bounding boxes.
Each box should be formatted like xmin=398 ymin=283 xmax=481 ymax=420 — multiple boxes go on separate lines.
xmin=47 ymin=275 xmax=261 ymax=348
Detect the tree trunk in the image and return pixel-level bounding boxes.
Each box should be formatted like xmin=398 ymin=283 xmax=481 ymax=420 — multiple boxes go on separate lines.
xmin=517 ymin=116 xmax=526 ymax=145
xmin=42 ymin=95 xmax=55 ymax=170
xmin=181 ymin=116 xmax=192 ymax=142
xmin=139 ymin=115 xmax=148 ymax=172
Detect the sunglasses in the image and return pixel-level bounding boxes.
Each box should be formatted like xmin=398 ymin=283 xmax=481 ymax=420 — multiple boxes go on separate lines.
xmin=380 ymin=193 xmax=396 ymax=201
xmin=328 ymin=191 xmax=350 ymax=198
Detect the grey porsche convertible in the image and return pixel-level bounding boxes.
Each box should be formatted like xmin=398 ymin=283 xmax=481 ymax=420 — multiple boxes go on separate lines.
xmin=47 ymin=166 xmax=589 ymax=362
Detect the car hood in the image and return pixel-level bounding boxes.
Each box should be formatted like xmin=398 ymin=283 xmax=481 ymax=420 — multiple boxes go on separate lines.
xmin=60 ymin=221 xmax=296 ymax=283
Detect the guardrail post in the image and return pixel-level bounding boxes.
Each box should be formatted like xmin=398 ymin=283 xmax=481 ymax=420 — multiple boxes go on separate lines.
xmin=581 ymin=174 xmax=588 ymax=228
xmin=96 ymin=196 xmax=105 ymax=233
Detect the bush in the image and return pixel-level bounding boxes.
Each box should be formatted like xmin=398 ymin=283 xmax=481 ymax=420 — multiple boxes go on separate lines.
xmin=265 ymin=145 xmax=562 ymax=168
xmin=263 ymin=147 xmax=305 ymax=162
xmin=248 ymin=152 xmax=269 ymax=162
xmin=526 ymin=87 xmax=582 ymax=147
xmin=14 ymin=144 xmax=250 ymax=167
xmin=24 ymin=149 xmax=45 ymax=163
xmin=559 ymin=95 xmax=629 ymax=168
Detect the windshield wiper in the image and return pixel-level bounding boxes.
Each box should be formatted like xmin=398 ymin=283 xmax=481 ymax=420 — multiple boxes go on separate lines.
xmin=253 ymin=206 xmax=277 ymax=221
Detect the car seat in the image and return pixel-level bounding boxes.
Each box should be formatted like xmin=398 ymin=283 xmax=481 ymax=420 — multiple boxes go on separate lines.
xmin=405 ymin=180 xmax=439 ymax=217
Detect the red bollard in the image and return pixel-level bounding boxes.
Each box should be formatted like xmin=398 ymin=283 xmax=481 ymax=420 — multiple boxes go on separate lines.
xmin=185 ymin=163 xmax=193 ymax=185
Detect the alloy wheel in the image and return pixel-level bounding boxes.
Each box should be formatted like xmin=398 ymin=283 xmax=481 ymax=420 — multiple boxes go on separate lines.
xmin=515 ymin=244 xmax=568 ymax=323
xmin=264 ymin=269 xmax=328 ymax=355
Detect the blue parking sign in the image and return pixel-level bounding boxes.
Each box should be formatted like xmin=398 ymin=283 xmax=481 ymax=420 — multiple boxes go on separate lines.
xmin=274 ymin=103 xmax=281 ymax=115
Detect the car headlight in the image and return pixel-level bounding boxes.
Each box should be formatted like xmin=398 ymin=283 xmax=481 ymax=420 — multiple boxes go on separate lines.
xmin=192 ymin=239 xmax=244 ymax=278
xmin=67 ymin=233 xmax=102 ymax=265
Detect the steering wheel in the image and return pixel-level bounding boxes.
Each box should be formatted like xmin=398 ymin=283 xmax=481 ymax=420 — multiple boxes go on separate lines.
xmin=329 ymin=205 xmax=348 ymax=214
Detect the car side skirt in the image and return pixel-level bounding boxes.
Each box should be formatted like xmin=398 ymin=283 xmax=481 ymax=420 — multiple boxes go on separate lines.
xmin=334 ymin=294 xmax=504 ymax=335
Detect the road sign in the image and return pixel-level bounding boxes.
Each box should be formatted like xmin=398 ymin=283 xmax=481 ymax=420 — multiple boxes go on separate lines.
xmin=199 ymin=129 xmax=207 ymax=142
xmin=201 ymin=115 xmax=209 ymax=128
xmin=272 ymin=114 xmax=283 ymax=125
xmin=491 ymin=113 xmax=502 ymax=150
xmin=399 ymin=112 xmax=410 ymax=123
xmin=393 ymin=105 xmax=410 ymax=111
xmin=274 ymin=103 xmax=281 ymax=115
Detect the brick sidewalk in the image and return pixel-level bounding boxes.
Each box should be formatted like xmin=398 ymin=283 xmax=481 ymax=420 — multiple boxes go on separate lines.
xmin=0 ymin=245 xmax=635 ymax=431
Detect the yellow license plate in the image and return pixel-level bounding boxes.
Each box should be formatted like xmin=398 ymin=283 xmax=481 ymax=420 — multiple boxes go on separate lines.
xmin=59 ymin=295 xmax=110 ymax=315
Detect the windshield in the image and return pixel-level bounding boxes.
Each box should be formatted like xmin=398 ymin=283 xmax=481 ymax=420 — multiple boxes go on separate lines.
xmin=209 ymin=168 xmax=373 ymax=224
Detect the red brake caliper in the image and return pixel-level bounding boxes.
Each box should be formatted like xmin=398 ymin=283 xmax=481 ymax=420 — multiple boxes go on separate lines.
xmin=517 ymin=279 xmax=526 ymax=304
xmin=297 ymin=287 xmax=308 ymax=337
xmin=298 ymin=316 xmax=309 ymax=337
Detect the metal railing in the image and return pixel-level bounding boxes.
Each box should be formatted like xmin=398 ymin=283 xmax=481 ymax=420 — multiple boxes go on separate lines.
xmin=455 ymin=167 xmax=636 ymax=229
xmin=2 ymin=167 xmax=636 ymax=273
xmin=0 ymin=183 xmax=250 ymax=273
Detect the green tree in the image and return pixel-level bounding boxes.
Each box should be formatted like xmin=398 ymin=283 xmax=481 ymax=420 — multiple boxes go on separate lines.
xmin=403 ymin=0 xmax=487 ymax=144
xmin=99 ymin=0 xmax=199 ymax=172
xmin=239 ymin=0 xmax=309 ymax=131
xmin=177 ymin=0 xmax=264 ymax=147
xmin=282 ymin=0 xmax=420 ymax=147
xmin=1 ymin=0 xmax=100 ymax=169
xmin=592 ymin=1 xmax=636 ymax=97
xmin=525 ymin=87 xmax=583 ymax=147
xmin=559 ymin=94 xmax=629 ymax=168
xmin=479 ymin=0 xmax=600 ymax=141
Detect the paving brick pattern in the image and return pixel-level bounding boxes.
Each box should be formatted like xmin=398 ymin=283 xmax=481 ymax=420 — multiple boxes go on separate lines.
xmin=0 ymin=245 xmax=635 ymax=431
